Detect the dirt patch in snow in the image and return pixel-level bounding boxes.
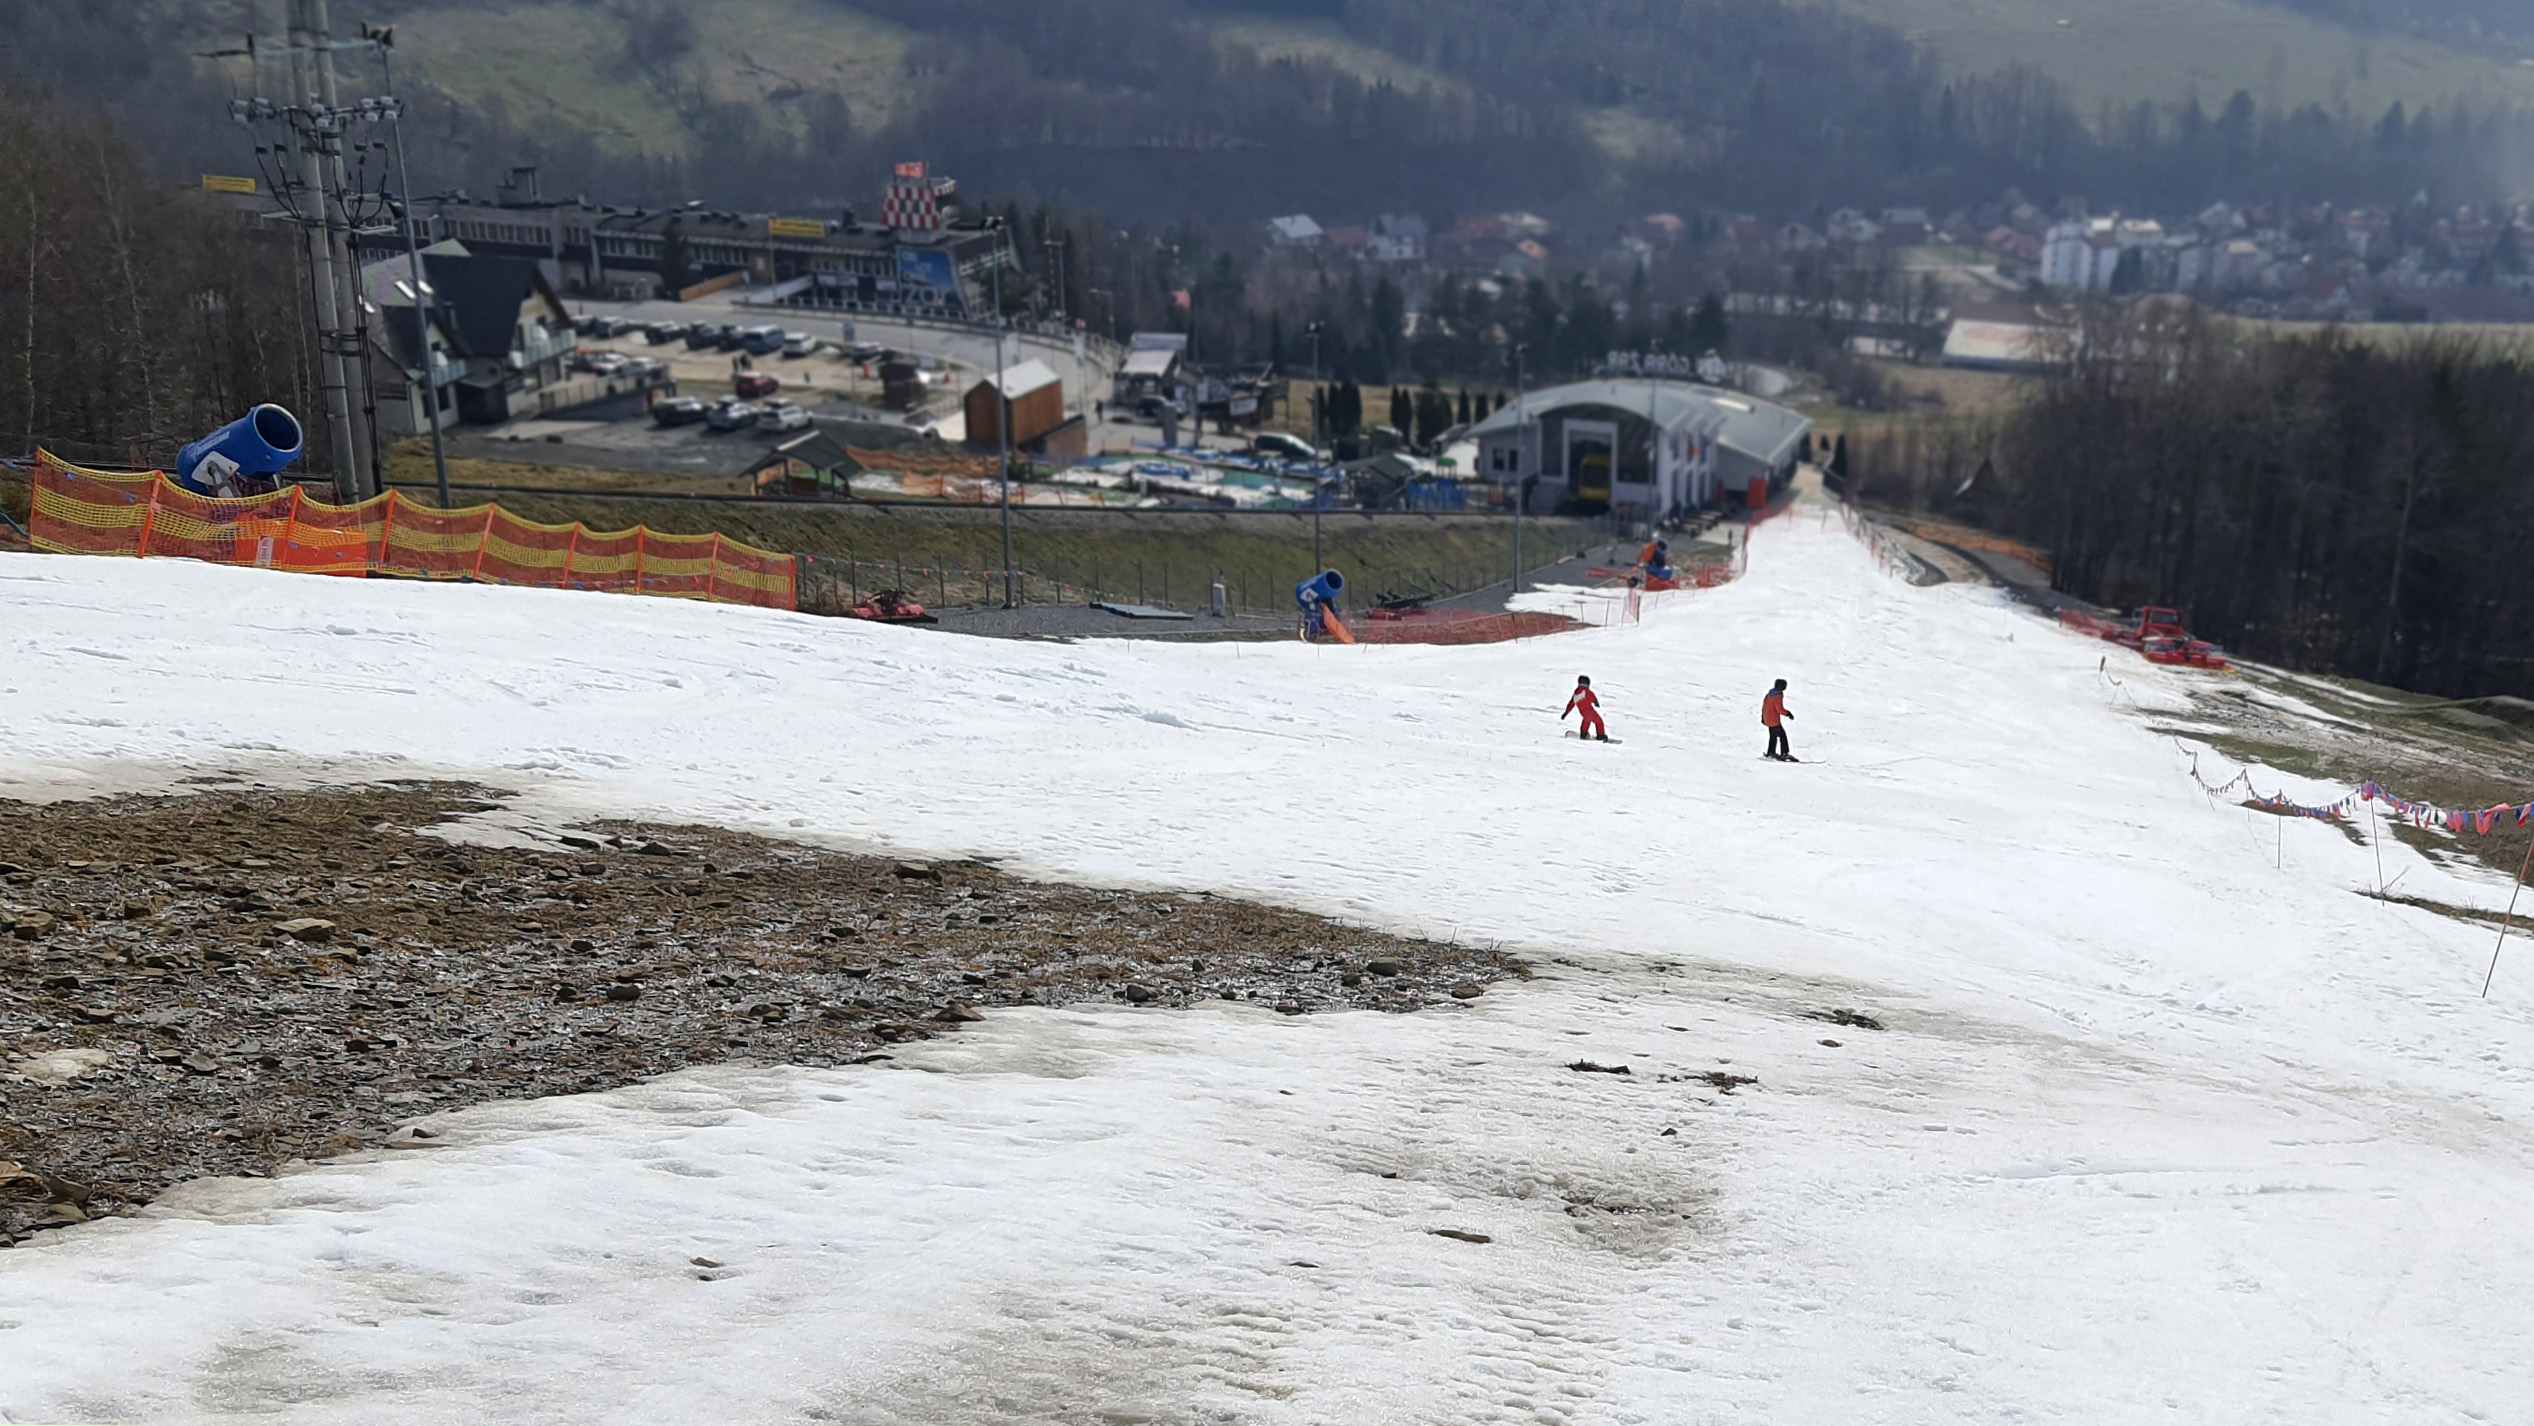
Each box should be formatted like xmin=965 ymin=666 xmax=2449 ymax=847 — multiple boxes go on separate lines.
xmin=0 ymin=782 xmax=1521 ymax=1244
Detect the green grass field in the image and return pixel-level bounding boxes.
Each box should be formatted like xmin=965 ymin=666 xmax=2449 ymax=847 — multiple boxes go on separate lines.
xmin=1788 ymin=0 xmax=2534 ymax=115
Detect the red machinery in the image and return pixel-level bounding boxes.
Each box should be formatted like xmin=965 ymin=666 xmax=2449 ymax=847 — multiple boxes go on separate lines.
xmin=847 ymin=590 xmax=934 ymax=624
xmin=2060 ymin=605 xmax=2231 ymax=670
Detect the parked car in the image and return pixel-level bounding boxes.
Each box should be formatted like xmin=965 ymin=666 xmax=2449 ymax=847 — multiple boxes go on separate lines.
xmin=652 ymin=395 xmax=708 ymax=426
xmin=847 ymin=342 xmax=889 ymax=363
xmin=739 ymin=324 xmax=787 ymax=355
xmin=1250 ymin=431 xmax=1322 ymax=463
xmin=704 ymin=399 xmax=758 ymax=432
xmin=757 ymin=399 xmax=811 ymax=432
xmin=684 ymin=324 xmax=723 ymax=351
xmin=734 ymin=371 xmax=781 ymax=399
xmin=712 ymin=324 xmax=749 ymax=352
xmin=781 ymin=332 xmax=817 ymax=358
xmin=644 ymin=321 xmax=687 ymax=344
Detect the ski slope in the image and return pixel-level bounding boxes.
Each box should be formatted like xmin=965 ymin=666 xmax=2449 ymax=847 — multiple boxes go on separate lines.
xmin=4 ymin=509 xmax=2532 ymax=1423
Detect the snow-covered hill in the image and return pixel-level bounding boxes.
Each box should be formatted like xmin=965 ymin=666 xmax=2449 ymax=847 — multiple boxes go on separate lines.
xmin=3 ymin=509 xmax=2529 ymax=1421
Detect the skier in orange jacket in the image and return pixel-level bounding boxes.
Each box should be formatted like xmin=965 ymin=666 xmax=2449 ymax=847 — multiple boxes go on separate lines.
xmin=1761 ymin=679 xmax=1794 ymax=761
xmin=1564 ymin=675 xmax=1608 ymax=743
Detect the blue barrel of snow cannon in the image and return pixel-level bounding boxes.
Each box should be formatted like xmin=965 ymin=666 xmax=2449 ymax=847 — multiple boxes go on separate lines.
xmin=1294 ymin=568 xmax=1345 ymax=613
xmin=175 ymin=404 xmax=304 ymax=494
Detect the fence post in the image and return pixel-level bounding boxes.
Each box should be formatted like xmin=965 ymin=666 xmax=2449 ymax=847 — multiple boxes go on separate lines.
xmin=470 ymin=505 xmax=497 ymax=582
xmin=634 ymin=527 xmax=647 ymax=592
xmin=135 ymin=475 xmax=162 ymax=558
xmin=376 ymin=490 xmax=396 ymax=572
xmin=706 ymin=533 xmax=724 ymax=603
xmin=282 ymin=483 xmax=306 ymax=565
xmin=563 ymin=522 xmax=583 ymax=589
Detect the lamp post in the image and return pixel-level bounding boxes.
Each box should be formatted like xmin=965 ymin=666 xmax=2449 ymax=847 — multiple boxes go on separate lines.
xmin=987 ymin=217 xmax=1015 ymax=608
xmin=1511 ymin=342 xmax=1529 ymax=594
xmin=1306 ymin=320 xmax=1326 ymax=571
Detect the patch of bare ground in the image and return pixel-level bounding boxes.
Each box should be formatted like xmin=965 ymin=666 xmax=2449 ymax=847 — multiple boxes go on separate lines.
xmin=0 ymin=783 xmax=1521 ymax=1243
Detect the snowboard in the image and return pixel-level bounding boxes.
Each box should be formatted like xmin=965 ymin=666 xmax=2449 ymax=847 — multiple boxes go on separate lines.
xmin=1565 ymin=731 xmax=1624 ymax=744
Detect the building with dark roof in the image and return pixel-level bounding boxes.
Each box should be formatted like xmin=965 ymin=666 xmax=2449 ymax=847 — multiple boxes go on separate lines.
xmin=363 ymin=241 xmax=574 ymax=428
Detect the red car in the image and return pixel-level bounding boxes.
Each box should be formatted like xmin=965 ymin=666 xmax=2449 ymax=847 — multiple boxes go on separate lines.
xmin=734 ymin=371 xmax=781 ymax=399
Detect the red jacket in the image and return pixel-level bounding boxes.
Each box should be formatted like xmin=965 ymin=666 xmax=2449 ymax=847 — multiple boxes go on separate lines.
xmin=1565 ymin=687 xmax=1599 ymax=716
xmin=1761 ymin=689 xmax=1787 ymax=726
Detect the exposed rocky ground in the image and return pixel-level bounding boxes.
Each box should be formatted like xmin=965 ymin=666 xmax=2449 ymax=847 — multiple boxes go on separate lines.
xmin=0 ymin=783 xmax=1520 ymax=1244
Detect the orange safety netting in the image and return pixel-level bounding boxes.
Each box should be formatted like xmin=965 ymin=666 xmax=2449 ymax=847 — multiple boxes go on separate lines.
xmin=26 ymin=450 xmax=795 ymax=611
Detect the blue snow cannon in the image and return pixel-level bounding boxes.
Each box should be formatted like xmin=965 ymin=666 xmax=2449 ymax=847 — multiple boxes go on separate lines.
xmin=176 ymin=405 xmax=304 ymax=494
xmin=1295 ymin=568 xmax=1345 ymax=639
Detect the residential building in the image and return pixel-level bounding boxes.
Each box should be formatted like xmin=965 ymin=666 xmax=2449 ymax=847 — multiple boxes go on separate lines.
xmin=362 ymin=241 xmax=575 ymax=428
xmin=1826 ymin=208 xmax=1880 ymax=244
xmin=1266 ymin=214 xmax=1325 ymax=248
xmin=1368 ymin=214 xmax=1429 ymax=264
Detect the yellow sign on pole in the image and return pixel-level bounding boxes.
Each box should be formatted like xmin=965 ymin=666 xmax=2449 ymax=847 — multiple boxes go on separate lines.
xmin=767 ymin=217 xmax=827 ymax=240
xmin=200 ymin=174 xmax=259 ymax=196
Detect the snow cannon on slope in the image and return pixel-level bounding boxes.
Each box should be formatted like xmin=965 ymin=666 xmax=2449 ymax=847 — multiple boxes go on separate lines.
xmin=176 ymin=405 xmax=303 ymax=496
xmin=1295 ymin=569 xmax=1355 ymax=644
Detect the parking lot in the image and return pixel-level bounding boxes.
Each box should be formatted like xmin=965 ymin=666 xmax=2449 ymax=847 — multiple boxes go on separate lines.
xmin=440 ymin=303 xmax=1281 ymax=490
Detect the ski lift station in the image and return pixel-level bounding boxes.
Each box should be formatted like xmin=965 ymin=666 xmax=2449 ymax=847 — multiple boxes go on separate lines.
xmin=1465 ymin=379 xmax=1812 ymax=517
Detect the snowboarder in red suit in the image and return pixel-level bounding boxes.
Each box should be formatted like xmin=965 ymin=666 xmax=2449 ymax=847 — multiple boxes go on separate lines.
xmin=1762 ymin=678 xmax=1794 ymax=761
xmin=1564 ymin=675 xmax=1608 ymax=742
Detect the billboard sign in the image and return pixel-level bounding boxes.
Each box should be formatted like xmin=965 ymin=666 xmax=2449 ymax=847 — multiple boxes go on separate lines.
xmin=894 ymin=247 xmax=963 ymax=315
xmin=200 ymin=174 xmax=257 ymax=195
xmin=767 ymin=217 xmax=827 ymax=240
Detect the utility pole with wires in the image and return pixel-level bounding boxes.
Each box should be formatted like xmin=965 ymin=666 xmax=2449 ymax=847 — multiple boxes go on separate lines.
xmin=209 ymin=0 xmax=405 ymax=500
xmin=363 ymin=22 xmax=449 ymax=506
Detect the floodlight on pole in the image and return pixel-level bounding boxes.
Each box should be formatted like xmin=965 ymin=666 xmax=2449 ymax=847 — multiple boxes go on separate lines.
xmin=1511 ymin=342 xmax=1529 ymax=595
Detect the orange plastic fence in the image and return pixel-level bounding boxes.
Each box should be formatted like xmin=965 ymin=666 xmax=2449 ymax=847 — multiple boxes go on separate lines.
xmin=26 ymin=451 xmax=795 ymax=611
xmin=1348 ymin=610 xmax=1582 ymax=645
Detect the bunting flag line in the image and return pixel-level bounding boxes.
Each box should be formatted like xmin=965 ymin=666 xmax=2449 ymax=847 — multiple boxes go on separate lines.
xmin=2181 ymin=744 xmax=2533 ymax=836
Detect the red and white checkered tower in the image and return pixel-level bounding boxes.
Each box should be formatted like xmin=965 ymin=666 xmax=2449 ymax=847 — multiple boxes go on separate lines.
xmin=882 ymin=162 xmax=956 ymax=232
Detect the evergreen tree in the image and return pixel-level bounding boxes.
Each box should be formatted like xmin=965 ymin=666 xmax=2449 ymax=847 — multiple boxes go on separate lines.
xmin=1690 ymin=293 xmax=1731 ymax=354
xmin=1456 ymin=389 xmax=1472 ymax=425
xmin=1331 ymin=381 xmax=1362 ymax=437
xmin=1415 ymin=386 xmax=1453 ymax=447
xmin=1389 ymin=386 xmax=1413 ymax=433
